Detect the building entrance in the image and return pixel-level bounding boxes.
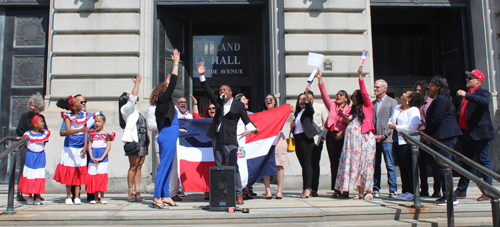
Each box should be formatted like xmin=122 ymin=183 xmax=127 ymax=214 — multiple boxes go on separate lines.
xmin=371 ymin=5 xmax=473 ymax=98
xmin=156 ymin=3 xmax=269 ymax=113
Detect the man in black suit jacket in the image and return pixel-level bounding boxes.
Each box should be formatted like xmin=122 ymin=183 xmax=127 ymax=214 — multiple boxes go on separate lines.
xmin=454 ymin=69 xmax=495 ymax=201
xmin=196 ymin=62 xmax=258 ymax=205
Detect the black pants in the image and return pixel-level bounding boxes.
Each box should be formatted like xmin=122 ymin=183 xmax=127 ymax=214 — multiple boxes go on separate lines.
xmin=311 ymin=140 xmax=323 ymax=192
xmin=325 ymin=131 xmax=344 ymax=191
xmin=394 ymin=143 xmax=413 ymax=194
xmin=294 ymin=133 xmax=315 ymax=190
xmin=418 ymin=146 xmax=441 ymax=194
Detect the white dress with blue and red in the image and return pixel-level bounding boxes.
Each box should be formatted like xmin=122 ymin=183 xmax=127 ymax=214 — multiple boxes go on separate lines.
xmin=18 ymin=129 xmax=50 ymax=195
xmin=86 ymin=130 xmax=115 ymax=193
xmin=54 ymin=111 xmax=91 ymax=185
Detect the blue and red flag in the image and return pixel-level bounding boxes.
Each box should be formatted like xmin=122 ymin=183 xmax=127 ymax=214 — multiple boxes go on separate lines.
xmin=360 ymin=50 xmax=368 ymax=65
xmin=177 ymin=104 xmax=292 ymax=192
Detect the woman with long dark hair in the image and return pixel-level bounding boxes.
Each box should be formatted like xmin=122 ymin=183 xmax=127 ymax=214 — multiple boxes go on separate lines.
xmin=388 ymin=91 xmax=424 ymax=201
xmin=119 ymin=74 xmax=149 ymax=203
xmin=424 ymin=76 xmax=462 ymax=206
xmin=316 ymin=70 xmax=351 ymax=198
xmin=290 ymin=84 xmax=318 ymax=198
xmin=335 ymin=66 xmax=376 ymax=200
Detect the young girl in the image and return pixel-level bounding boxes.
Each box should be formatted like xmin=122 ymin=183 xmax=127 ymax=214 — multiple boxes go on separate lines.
xmin=18 ymin=112 xmax=50 ymax=205
xmin=86 ymin=112 xmax=115 ymax=204
xmin=54 ymin=95 xmax=89 ymax=205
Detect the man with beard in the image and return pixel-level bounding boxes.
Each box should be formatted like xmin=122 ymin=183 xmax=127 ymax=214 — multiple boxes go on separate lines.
xmin=176 ymin=97 xmax=193 ymax=119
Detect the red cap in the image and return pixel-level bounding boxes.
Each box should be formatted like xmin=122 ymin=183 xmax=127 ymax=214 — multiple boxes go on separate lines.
xmin=465 ymin=69 xmax=484 ymax=82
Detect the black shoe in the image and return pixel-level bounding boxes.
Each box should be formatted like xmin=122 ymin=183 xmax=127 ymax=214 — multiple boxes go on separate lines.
xmin=312 ymin=191 xmax=319 ymax=197
xmin=431 ymin=192 xmax=442 ymax=198
xmin=435 ymin=196 xmax=458 ymax=206
xmin=16 ymin=191 xmax=26 ymax=202
xmin=420 ymin=191 xmax=429 ymax=197
xmin=388 ymin=191 xmax=397 ymax=198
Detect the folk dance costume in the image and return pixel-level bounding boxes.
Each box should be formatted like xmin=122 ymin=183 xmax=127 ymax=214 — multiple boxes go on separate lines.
xmin=18 ymin=129 xmax=50 ymax=195
xmin=86 ymin=129 xmax=115 ymax=193
xmin=54 ymin=111 xmax=91 ymax=185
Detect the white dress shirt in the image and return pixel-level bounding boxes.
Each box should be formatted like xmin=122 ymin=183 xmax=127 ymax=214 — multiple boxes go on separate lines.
xmin=387 ymin=105 xmax=421 ymax=145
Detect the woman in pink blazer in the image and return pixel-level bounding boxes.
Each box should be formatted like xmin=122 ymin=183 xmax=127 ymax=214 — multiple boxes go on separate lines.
xmin=317 ymin=70 xmax=351 ymax=198
xmin=334 ymin=66 xmax=377 ymax=200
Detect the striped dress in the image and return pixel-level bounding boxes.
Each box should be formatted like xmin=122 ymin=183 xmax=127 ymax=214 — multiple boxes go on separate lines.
xmin=18 ymin=129 xmax=50 ymax=195
xmin=86 ymin=130 xmax=115 ymax=193
xmin=54 ymin=111 xmax=91 ymax=185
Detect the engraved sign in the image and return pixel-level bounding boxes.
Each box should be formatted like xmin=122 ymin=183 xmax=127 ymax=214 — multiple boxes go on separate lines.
xmin=192 ymin=35 xmax=247 ymax=78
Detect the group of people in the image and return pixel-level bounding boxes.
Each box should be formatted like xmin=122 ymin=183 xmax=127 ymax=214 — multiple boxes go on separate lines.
xmin=14 ymin=47 xmax=494 ymax=209
xmin=291 ymin=66 xmax=494 ymax=206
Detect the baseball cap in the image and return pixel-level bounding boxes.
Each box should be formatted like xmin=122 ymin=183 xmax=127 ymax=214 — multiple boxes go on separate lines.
xmin=465 ymin=69 xmax=485 ymax=82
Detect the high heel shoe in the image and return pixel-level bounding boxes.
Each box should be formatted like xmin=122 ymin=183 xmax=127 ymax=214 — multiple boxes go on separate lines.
xmin=162 ymin=198 xmax=179 ymax=206
xmin=152 ymin=199 xmax=168 ymax=209
xmin=299 ymin=189 xmax=311 ymax=198
xmin=134 ymin=188 xmax=143 ymax=202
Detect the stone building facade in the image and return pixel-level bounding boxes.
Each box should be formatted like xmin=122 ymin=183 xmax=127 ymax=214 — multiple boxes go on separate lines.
xmin=0 ymin=0 xmax=498 ymax=192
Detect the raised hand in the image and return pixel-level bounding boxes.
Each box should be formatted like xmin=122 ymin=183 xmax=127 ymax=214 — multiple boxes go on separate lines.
xmin=190 ymin=94 xmax=197 ymax=103
xmin=171 ymin=49 xmax=180 ymax=64
xmin=197 ymin=62 xmax=206 ymax=75
xmin=317 ymin=69 xmax=323 ymax=85
xmin=132 ymin=74 xmax=142 ymax=85
xmin=358 ymin=66 xmax=363 ymax=80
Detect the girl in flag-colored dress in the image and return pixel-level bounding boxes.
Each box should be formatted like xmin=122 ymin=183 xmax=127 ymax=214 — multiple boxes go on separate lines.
xmin=54 ymin=95 xmax=91 ymax=205
xmin=18 ymin=112 xmax=50 ymax=205
xmin=86 ymin=113 xmax=115 ymax=204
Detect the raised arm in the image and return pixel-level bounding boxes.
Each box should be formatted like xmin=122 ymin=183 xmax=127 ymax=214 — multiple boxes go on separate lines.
xmin=317 ymin=70 xmax=336 ymax=111
xmin=358 ymin=66 xmax=373 ymax=108
xmin=197 ymin=62 xmax=218 ymax=104
xmin=190 ymin=94 xmax=199 ymax=115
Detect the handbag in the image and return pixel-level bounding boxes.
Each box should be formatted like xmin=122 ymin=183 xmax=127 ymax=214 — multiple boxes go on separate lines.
xmin=286 ymin=131 xmax=295 ymax=153
xmin=124 ymin=141 xmax=141 ymax=155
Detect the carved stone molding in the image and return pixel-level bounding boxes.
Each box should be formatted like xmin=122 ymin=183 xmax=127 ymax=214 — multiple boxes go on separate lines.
xmin=10 ymin=96 xmax=29 ymax=128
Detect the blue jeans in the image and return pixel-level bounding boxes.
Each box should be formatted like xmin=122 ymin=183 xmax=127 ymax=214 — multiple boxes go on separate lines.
xmin=374 ymin=142 xmax=398 ymax=192
xmin=431 ymin=137 xmax=458 ymax=199
xmin=456 ymin=131 xmax=493 ymax=194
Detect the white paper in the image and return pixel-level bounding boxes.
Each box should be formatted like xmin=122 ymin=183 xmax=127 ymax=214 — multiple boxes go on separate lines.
xmin=308 ymin=69 xmax=318 ymax=83
xmin=307 ymin=52 xmax=324 ymax=68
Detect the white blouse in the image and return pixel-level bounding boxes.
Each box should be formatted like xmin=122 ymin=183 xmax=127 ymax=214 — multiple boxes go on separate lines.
xmin=121 ymin=95 xmax=140 ymax=143
xmin=387 ymin=105 xmax=421 ymax=145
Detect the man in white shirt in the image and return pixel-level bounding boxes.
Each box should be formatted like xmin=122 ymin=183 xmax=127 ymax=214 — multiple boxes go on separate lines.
xmin=176 ymin=97 xmax=193 ymax=119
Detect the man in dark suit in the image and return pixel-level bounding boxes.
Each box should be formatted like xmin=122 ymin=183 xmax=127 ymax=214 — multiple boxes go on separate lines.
xmin=454 ymin=69 xmax=495 ymax=201
xmin=197 ymin=62 xmax=258 ymax=205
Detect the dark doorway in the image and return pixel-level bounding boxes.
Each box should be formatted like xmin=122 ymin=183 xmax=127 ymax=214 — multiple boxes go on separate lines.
xmin=0 ymin=7 xmax=49 ymax=183
xmin=371 ymin=6 xmax=473 ymax=97
xmin=156 ymin=3 xmax=269 ymax=113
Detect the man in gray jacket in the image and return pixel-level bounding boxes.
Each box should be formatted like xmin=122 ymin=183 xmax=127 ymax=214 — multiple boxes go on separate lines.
xmin=372 ymin=79 xmax=398 ymax=198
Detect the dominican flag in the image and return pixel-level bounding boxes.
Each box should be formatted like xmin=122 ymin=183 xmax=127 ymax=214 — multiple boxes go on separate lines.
xmin=177 ymin=104 xmax=292 ymax=192
xmin=360 ymin=50 xmax=368 ymax=65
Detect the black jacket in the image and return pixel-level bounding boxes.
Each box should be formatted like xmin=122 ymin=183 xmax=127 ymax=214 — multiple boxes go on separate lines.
xmin=455 ymin=86 xmax=495 ymax=140
xmin=155 ymin=74 xmax=178 ymax=131
xmin=201 ymin=79 xmax=253 ymax=146
xmin=16 ymin=112 xmax=47 ymax=136
xmin=293 ymin=102 xmax=318 ymax=139
xmin=424 ymin=94 xmax=462 ymax=140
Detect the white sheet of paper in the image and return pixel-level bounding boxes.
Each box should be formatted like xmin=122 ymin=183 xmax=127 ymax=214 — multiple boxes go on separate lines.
xmin=307 ymin=52 xmax=324 ymax=68
xmin=308 ymin=69 xmax=318 ymax=83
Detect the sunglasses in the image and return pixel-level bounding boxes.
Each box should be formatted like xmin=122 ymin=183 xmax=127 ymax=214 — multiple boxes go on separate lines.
xmin=80 ymin=101 xmax=87 ymax=104
xmin=467 ymin=77 xmax=476 ymax=80
xmin=177 ymin=101 xmax=187 ymax=104
xmin=208 ymin=107 xmax=216 ymax=110
xmin=265 ymin=98 xmax=274 ymax=102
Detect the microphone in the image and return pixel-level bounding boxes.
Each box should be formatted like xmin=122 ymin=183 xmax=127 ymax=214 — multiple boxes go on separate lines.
xmin=220 ymin=93 xmax=226 ymax=100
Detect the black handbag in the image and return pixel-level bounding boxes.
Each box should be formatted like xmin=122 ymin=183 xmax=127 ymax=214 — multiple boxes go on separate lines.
xmin=124 ymin=141 xmax=140 ymax=155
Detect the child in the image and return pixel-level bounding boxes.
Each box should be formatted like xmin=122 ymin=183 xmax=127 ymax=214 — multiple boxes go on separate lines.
xmin=86 ymin=112 xmax=115 ymax=204
xmin=18 ymin=112 xmax=50 ymax=205
xmin=54 ymin=95 xmax=89 ymax=205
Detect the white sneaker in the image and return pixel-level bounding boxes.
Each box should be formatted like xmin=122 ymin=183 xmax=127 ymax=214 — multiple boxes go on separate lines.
xmin=65 ymin=198 xmax=74 ymax=205
xmin=27 ymin=198 xmax=34 ymax=205
xmin=74 ymin=198 xmax=82 ymax=205
xmin=90 ymin=200 xmax=97 ymax=204
xmin=100 ymin=200 xmax=107 ymax=204
xmin=34 ymin=198 xmax=42 ymax=205
xmin=395 ymin=192 xmax=407 ymax=200
xmin=401 ymin=193 xmax=414 ymax=201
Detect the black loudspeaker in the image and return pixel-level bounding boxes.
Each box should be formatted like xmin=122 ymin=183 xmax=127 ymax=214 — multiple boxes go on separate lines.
xmin=209 ymin=166 xmax=236 ymax=211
